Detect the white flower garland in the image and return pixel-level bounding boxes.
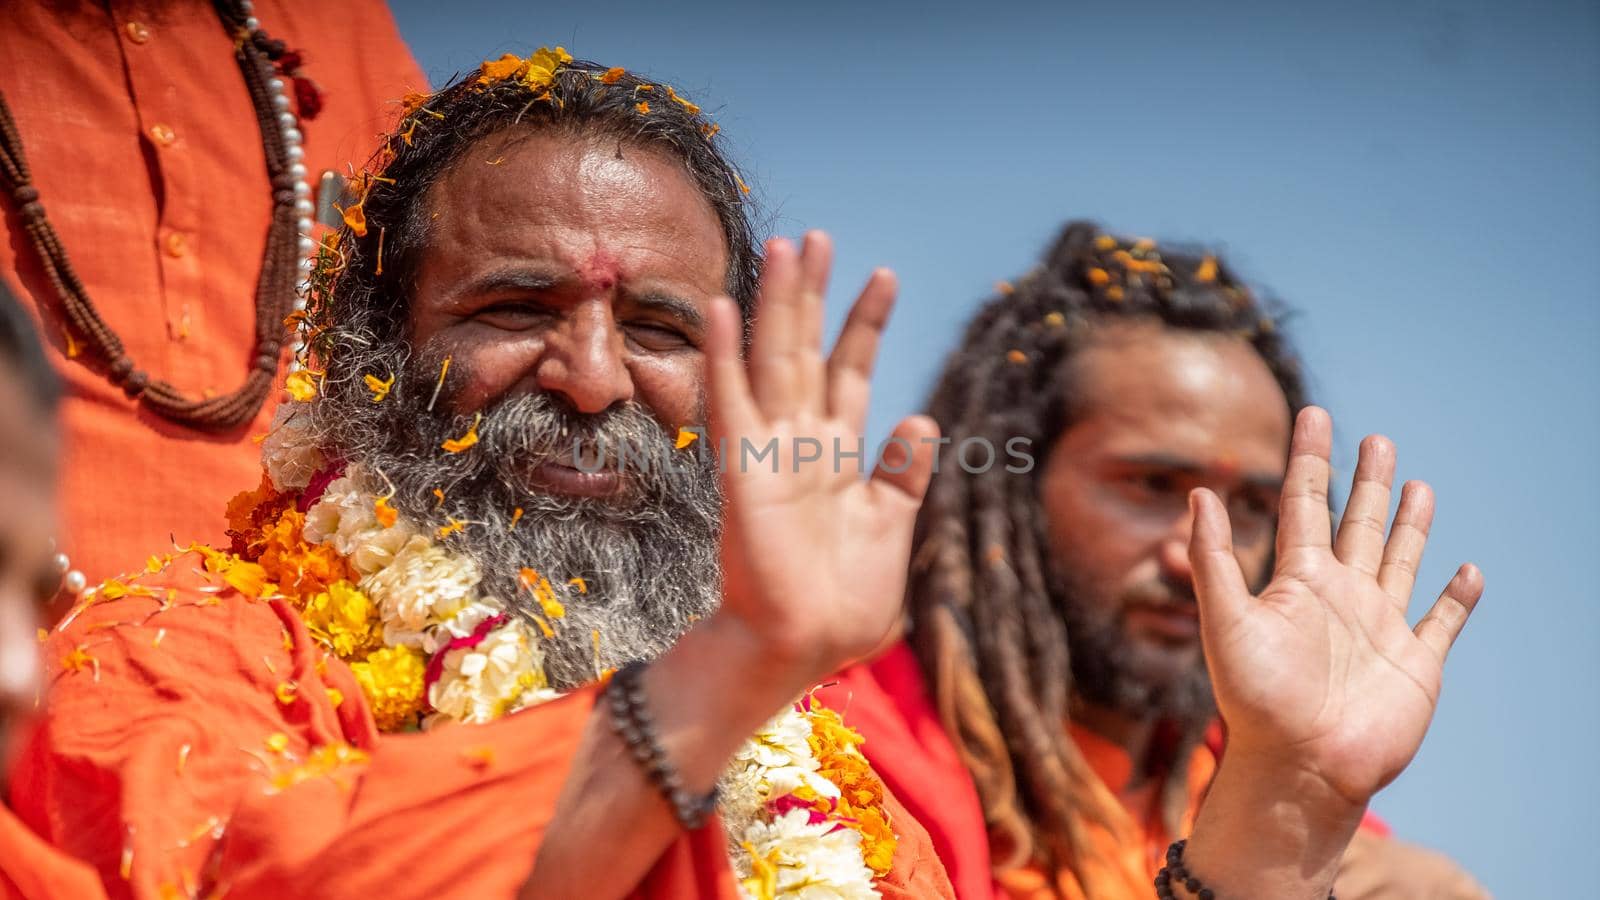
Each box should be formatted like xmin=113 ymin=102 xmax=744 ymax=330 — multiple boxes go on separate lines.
xmin=263 ymin=404 xmax=885 ymax=897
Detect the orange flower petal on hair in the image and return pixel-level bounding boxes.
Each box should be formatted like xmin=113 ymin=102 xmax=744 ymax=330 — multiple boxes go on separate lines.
xmin=1106 ymin=285 xmax=1125 ymax=302
xmin=568 ymin=577 xmax=588 ymax=594
xmin=1043 ymin=311 xmax=1066 ymax=327
xmin=995 ymin=280 xmax=1014 ymax=295
xmin=432 ymin=487 xmax=446 ymax=508
xmin=635 ymin=100 xmax=651 ymax=114
xmin=701 ymin=122 xmax=720 ymax=138
xmin=735 ymin=174 xmax=751 ymax=195
xmin=600 ymin=67 xmax=626 ymax=84
xmin=1006 ymin=349 xmax=1027 ymax=364
xmin=285 ymin=370 xmax=318 ymax=402
xmin=665 ymin=86 xmax=701 ymax=115
xmin=338 ymin=202 xmax=368 ymax=238
xmin=509 ymin=507 xmax=524 ymax=531
xmin=441 ymin=412 xmax=481 ymax=453
xmin=1086 ymin=267 xmax=1111 ymax=286
xmin=1094 ymin=234 xmax=1118 ymax=251
xmin=477 ymin=53 xmax=527 ymax=85
xmin=1195 ymin=255 xmax=1218 ymax=283
xmin=675 ymin=427 xmax=700 ymax=449
xmin=437 ymin=517 xmax=468 ymax=539
xmin=373 ymin=495 xmax=398 ymax=528
xmin=364 ymin=372 xmax=395 ymax=403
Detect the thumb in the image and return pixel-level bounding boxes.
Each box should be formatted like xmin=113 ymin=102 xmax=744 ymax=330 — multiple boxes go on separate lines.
xmin=1188 ymin=488 xmax=1251 ymax=633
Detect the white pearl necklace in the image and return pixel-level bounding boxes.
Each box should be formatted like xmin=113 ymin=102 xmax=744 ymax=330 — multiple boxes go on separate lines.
xmin=241 ymin=0 xmax=314 ymax=367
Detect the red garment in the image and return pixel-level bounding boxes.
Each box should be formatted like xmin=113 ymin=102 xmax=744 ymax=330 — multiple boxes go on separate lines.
xmin=0 ymin=805 xmax=105 ymax=900
xmin=0 ymin=1 xmax=427 ymax=584
xmin=13 ymin=553 xmax=954 ymax=898
xmin=817 ymin=643 xmax=999 ymax=900
xmin=834 ymin=642 xmax=1391 ymax=899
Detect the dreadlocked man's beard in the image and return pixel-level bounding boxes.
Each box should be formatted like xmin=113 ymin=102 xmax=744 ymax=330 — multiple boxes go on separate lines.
xmin=310 ymin=347 xmax=723 ymax=691
xmin=1054 ymin=570 xmax=1216 ymax=734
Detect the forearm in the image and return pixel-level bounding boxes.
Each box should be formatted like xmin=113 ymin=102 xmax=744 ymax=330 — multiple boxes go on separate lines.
xmin=1178 ymin=747 xmax=1365 ymax=900
xmin=520 ymin=615 xmax=810 ymax=900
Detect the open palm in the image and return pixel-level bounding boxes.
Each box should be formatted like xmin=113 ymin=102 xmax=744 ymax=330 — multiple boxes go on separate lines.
xmin=705 ymin=233 xmax=938 ymax=688
xmin=1189 ymin=407 xmax=1484 ymax=806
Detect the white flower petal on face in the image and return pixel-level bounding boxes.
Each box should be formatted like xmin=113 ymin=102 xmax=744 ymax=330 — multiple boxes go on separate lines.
xmin=261 ymin=404 xmax=325 ymax=492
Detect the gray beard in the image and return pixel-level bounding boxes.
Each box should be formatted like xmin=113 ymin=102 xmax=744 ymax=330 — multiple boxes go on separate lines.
xmin=308 ymin=340 xmax=723 ymax=691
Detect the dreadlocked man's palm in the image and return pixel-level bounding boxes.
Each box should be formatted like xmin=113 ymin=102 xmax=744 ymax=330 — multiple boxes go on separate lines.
xmin=1189 ymin=407 xmax=1483 ymax=808
xmin=705 ymin=233 xmax=938 ymax=689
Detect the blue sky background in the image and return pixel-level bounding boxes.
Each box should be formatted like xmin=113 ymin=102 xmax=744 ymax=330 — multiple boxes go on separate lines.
xmin=387 ymin=1 xmax=1597 ymax=893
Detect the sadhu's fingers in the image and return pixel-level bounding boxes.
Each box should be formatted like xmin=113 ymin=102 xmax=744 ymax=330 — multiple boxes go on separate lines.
xmin=869 ymin=415 xmax=939 ymax=505
xmin=1334 ymin=434 xmax=1395 ymax=579
xmin=748 ymin=237 xmax=802 ymax=418
xmin=795 ymin=230 xmax=832 ymax=410
xmin=1378 ymin=480 xmax=1435 ymax=612
xmin=1275 ymin=406 xmax=1334 ymax=564
xmin=826 ymin=268 xmax=897 ymax=437
xmin=1413 ymin=563 xmax=1484 ymax=665
xmin=1188 ymin=488 xmax=1252 ymax=634
xmin=706 ymin=296 xmax=759 ymax=446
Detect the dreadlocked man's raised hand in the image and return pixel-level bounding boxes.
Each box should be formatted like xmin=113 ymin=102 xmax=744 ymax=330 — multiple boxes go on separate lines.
xmin=1179 ymin=406 xmax=1484 ymax=899
xmin=706 ymin=231 xmax=940 ymax=689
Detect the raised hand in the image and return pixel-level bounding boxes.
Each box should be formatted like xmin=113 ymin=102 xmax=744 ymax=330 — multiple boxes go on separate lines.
xmin=1188 ymin=406 xmax=1483 ymax=807
xmin=706 ymin=232 xmax=939 ymax=689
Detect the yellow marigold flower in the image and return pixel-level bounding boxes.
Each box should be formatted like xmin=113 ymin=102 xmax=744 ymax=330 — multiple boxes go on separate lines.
xmin=364 ymin=372 xmax=395 ymax=403
xmin=477 ymin=53 xmax=527 ymax=85
xmin=300 ymin=581 xmax=382 ymax=659
xmin=350 ymin=645 xmax=427 ymax=731
xmin=285 ymin=370 xmax=318 ymax=402
xmin=441 ymin=412 xmax=481 ymax=453
xmin=635 ymin=100 xmax=651 ymax=115
xmin=599 ymin=66 xmax=625 ymax=84
xmin=523 ymin=46 xmax=571 ymax=91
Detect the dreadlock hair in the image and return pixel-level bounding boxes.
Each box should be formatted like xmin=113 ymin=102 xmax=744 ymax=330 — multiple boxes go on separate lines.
xmin=302 ymin=52 xmax=762 ymax=401
xmin=905 ymin=220 xmax=1311 ymax=886
xmin=0 ymin=280 xmax=59 ymax=421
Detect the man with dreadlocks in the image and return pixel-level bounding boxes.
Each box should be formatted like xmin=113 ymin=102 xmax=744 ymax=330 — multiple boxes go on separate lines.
xmin=9 ymin=49 xmax=959 ymax=900
xmin=821 ymin=221 xmax=1488 ymax=898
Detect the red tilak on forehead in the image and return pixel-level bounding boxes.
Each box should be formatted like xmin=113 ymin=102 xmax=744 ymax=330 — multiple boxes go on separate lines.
xmin=1213 ymin=454 xmax=1240 ymax=479
xmin=577 ymin=250 xmax=620 ymax=292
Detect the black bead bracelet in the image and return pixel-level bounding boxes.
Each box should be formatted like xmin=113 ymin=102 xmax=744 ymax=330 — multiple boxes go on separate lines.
xmin=606 ymin=661 xmax=719 ymax=830
xmin=1155 ymin=839 xmax=1335 ymax=900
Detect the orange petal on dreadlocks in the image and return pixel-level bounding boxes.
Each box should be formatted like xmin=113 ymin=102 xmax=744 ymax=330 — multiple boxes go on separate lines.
xmin=600 ymin=67 xmax=626 ymax=84
xmin=1195 ymin=256 xmax=1218 ymax=283
xmin=441 ymin=412 xmax=481 ymax=454
xmin=635 ymin=101 xmax=651 ymax=115
xmin=340 ymin=202 xmax=368 ymax=237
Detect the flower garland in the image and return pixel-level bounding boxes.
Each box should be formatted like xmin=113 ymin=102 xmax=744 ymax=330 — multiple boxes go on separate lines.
xmin=227 ymin=401 xmax=896 ymax=896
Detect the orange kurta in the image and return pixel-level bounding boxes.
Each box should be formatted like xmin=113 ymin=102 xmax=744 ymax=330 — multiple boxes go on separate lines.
xmin=0 ymin=805 xmax=106 ymax=900
xmin=11 ymin=554 xmax=953 ymax=899
xmin=0 ymin=1 xmax=426 ymax=583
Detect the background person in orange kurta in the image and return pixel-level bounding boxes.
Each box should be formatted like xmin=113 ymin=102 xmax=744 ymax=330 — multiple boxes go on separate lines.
xmin=829 ymin=221 xmax=1488 ymax=898
xmin=0 ymin=285 xmax=104 ymax=900
xmin=0 ymin=0 xmax=426 ymax=590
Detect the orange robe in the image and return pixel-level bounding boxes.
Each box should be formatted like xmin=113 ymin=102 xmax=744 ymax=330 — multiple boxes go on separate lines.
xmin=11 ymin=554 xmax=954 ymax=899
xmin=0 ymin=1 xmax=426 ymax=583
xmin=1 ymin=805 xmax=106 ymax=900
